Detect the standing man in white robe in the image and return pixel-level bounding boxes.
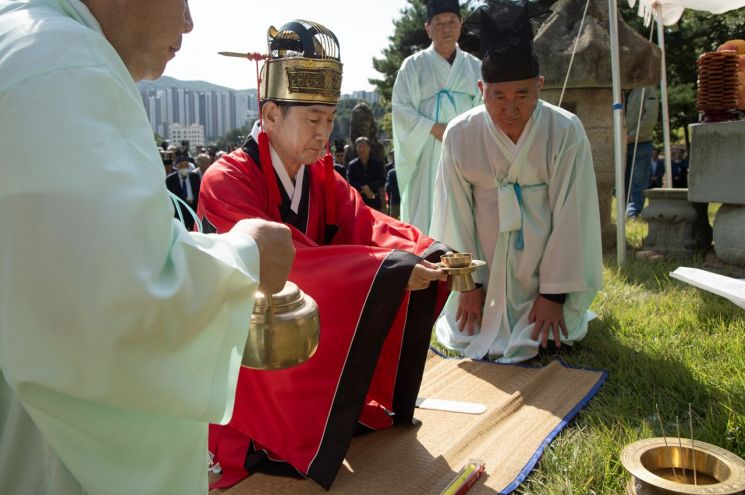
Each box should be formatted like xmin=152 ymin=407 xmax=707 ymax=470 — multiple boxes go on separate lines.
xmin=0 ymin=1 xmax=294 ymax=494
xmin=430 ymin=2 xmax=603 ymax=364
xmin=392 ymin=0 xmax=482 ymax=233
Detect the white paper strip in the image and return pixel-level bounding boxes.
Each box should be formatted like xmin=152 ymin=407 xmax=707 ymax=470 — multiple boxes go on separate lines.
xmin=670 ymin=267 xmax=745 ymax=309
xmin=415 ymin=397 xmax=487 ymax=415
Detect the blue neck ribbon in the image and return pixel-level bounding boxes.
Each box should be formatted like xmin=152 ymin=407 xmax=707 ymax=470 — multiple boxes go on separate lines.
xmin=513 ymin=183 xmax=525 ymax=251
xmin=434 ymin=89 xmax=469 ymax=123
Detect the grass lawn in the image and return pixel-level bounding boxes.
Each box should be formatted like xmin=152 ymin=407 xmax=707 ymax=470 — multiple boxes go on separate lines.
xmin=435 ymin=214 xmax=745 ymax=494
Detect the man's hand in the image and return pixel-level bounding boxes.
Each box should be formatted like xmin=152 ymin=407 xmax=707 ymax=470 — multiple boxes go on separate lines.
xmin=361 ymin=185 xmax=376 ymax=199
xmin=528 ymin=295 xmax=568 ymax=348
xmin=231 ymin=218 xmax=295 ymax=295
xmin=456 ymin=287 xmax=485 ymax=336
xmin=406 ymin=260 xmax=446 ymax=291
xmin=430 ymin=123 xmax=447 ymax=142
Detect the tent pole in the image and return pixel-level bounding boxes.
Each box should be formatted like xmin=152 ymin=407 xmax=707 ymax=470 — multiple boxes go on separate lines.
xmin=656 ymin=3 xmax=674 ymax=188
xmin=609 ymin=0 xmax=626 ymax=266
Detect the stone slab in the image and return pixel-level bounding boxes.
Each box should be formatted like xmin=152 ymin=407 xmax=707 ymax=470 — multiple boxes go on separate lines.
xmin=688 ymin=121 xmax=745 ymax=205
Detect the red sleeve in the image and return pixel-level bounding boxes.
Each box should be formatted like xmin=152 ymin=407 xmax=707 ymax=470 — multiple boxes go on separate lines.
xmin=330 ymin=172 xmax=438 ymax=257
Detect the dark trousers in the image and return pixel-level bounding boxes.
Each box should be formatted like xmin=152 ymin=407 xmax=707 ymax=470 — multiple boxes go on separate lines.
xmin=624 ymin=141 xmax=653 ymax=216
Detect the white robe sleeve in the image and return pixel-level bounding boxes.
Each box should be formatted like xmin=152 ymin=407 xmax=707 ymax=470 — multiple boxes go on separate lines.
xmin=538 ymin=126 xmax=604 ymax=295
xmin=391 ymin=56 xmax=437 ymax=193
xmin=430 ymin=129 xmax=486 ymax=285
xmin=0 ymin=64 xmax=258 ymax=426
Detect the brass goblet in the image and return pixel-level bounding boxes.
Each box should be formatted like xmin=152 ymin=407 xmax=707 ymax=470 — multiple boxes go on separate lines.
xmin=439 ymin=253 xmax=486 ymax=292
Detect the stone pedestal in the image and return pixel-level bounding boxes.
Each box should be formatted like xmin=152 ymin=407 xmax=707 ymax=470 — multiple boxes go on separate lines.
xmin=641 ymin=188 xmax=698 ymax=258
xmin=688 ymin=121 xmax=745 ymax=265
xmin=713 ymin=205 xmax=745 ymax=265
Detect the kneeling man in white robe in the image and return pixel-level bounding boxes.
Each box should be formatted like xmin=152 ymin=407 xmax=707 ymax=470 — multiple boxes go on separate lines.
xmin=430 ymin=2 xmax=603 ymax=363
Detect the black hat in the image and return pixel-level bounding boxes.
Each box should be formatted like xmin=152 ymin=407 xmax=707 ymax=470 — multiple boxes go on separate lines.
xmin=173 ymin=152 xmax=190 ymax=165
xmin=160 ymin=149 xmax=173 ymax=166
xmin=333 ymin=139 xmax=346 ymax=153
xmin=464 ymin=0 xmax=551 ymax=83
xmin=427 ymin=0 xmax=460 ymax=22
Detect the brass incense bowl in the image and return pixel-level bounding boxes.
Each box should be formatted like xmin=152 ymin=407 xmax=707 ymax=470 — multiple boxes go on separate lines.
xmin=243 ymin=281 xmax=320 ymax=370
xmin=621 ymin=438 xmax=745 ymax=495
xmin=441 ymin=252 xmax=473 ymax=268
xmin=438 ymin=253 xmax=487 ymax=292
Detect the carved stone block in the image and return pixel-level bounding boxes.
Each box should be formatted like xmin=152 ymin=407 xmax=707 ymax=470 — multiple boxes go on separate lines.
xmin=641 ymin=188 xmax=698 ymax=257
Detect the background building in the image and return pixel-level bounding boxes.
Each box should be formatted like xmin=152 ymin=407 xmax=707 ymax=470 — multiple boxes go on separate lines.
xmin=139 ymin=76 xmax=380 ymax=146
xmin=138 ymin=77 xmax=257 ymax=141
xmin=168 ymin=123 xmax=205 ymax=151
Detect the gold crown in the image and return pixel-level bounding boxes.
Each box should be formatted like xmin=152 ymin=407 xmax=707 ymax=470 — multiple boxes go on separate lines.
xmin=261 ymin=20 xmax=343 ymax=105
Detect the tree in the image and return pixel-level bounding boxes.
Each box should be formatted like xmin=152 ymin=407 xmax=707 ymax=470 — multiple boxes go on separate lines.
xmin=370 ymin=0 xmax=476 ymax=105
xmin=370 ymin=0 xmax=429 ymax=105
xmin=213 ymin=126 xmax=249 ymax=151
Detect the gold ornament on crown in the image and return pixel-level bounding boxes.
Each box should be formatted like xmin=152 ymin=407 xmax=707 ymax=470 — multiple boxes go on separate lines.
xmin=261 ymin=20 xmax=343 ymax=105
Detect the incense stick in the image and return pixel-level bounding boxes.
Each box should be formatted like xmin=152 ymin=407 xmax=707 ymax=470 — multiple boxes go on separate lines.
xmin=656 ymin=403 xmax=678 ymax=479
xmin=676 ymin=417 xmax=687 ymax=481
xmin=689 ymin=403 xmax=698 ymax=486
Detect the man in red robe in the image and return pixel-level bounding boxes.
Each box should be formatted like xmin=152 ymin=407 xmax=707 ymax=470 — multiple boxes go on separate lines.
xmin=198 ymin=20 xmax=450 ymax=490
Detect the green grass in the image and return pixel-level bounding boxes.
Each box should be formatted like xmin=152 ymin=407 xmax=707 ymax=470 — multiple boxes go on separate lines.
xmin=432 ymin=217 xmax=745 ymax=494
xmin=514 ymin=255 xmax=744 ymax=494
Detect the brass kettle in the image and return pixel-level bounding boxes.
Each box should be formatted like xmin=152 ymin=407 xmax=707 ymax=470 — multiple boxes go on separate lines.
xmin=242 ymin=281 xmax=320 ymax=370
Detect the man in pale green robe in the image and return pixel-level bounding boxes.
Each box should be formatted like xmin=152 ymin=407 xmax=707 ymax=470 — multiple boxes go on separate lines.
xmin=392 ymin=0 xmax=482 ymax=234
xmin=429 ymin=12 xmax=603 ymax=364
xmin=0 ymin=1 xmax=294 ymax=494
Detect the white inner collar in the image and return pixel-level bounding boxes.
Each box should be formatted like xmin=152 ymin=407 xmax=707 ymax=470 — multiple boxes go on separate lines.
xmin=485 ymin=106 xmax=538 ymax=162
xmin=251 ymin=122 xmax=306 ymax=213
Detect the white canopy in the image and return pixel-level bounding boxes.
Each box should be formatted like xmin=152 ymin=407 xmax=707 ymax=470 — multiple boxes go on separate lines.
xmin=628 ymin=0 xmax=745 ymax=26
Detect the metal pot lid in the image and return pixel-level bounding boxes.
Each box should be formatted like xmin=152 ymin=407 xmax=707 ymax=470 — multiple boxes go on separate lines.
xmin=253 ymin=281 xmax=303 ymax=312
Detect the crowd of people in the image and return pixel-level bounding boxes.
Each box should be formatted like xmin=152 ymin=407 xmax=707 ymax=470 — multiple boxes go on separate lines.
xmin=649 ymin=146 xmax=690 ymax=189
xmin=331 ymin=139 xmax=401 ymax=217
xmin=1 ymin=0 xmax=612 ymax=493
xmin=166 ymin=137 xmax=403 ymax=224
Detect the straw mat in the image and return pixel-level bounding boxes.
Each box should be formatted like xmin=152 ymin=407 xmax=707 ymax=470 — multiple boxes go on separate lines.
xmin=211 ymin=352 xmax=606 ymax=494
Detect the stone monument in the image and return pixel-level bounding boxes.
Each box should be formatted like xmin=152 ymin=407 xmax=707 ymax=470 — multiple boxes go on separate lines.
xmin=344 ymin=101 xmax=385 ymax=165
xmin=534 ymin=0 xmax=661 ymax=249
